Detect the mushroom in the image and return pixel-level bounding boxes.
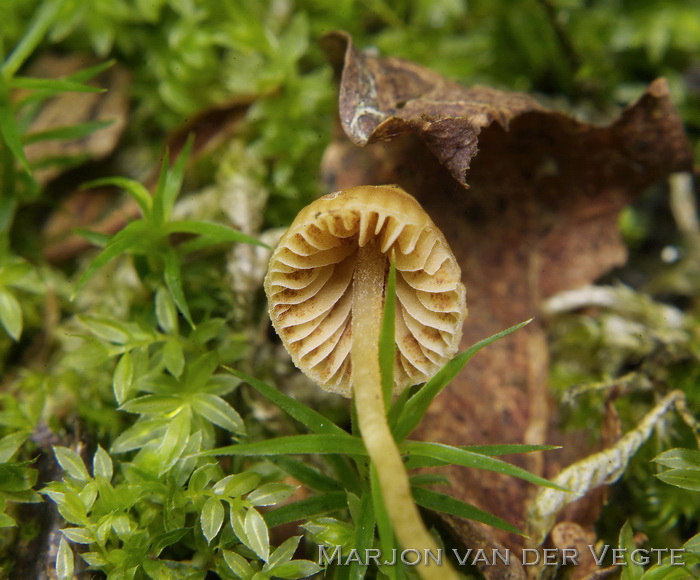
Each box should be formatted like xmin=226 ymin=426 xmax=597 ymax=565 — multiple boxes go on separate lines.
xmin=265 ymin=185 xmax=467 ymax=578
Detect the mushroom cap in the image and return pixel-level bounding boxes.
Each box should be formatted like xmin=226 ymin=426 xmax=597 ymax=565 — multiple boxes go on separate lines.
xmin=264 ymin=185 xmax=467 ymax=397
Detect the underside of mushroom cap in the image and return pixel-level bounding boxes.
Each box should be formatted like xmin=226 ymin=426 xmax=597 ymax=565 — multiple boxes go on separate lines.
xmin=265 ymin=185 xmax=467 ymax=397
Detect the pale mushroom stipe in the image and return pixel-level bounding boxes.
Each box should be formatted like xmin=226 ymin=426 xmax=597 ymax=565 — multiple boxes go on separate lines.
xmin=265 ymin=185 xmax=467 ymax=579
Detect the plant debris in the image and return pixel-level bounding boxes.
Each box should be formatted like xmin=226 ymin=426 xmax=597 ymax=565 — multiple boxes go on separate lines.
xmin=320 ymin=30 xmax=694 ymax=555
xmin=20 ymin=54 xmax=130 ymax=186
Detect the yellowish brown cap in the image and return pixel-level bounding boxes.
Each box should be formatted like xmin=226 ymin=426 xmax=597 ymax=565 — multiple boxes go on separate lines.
xmin=264 ymin=185 xmax=467 ymax=397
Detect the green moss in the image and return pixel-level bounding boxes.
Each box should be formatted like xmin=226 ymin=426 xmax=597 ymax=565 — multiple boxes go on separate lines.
xmin=1 ymin=0 xmax=700 ymax=577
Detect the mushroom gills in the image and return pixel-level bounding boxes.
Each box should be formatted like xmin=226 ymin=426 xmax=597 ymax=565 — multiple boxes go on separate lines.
xmin=265 ymin=186 xmax=466 ymax=396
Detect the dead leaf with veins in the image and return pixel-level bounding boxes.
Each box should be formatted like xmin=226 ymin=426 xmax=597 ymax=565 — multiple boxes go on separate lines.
xmin=42 ymin=94 xmax=256 ymax=263
xmin=20 ymin=54 xmax=130 ymax=186
xmin=320 ymin=30 xmax=693 ymax=566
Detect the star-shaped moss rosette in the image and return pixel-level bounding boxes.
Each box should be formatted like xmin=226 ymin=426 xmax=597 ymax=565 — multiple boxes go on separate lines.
xmin=320 ymin=30 xmax=693 ymax=558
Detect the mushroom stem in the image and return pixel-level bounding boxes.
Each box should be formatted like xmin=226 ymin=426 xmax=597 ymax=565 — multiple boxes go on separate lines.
xmin=352 ymin=240 xmax=458 ymax=580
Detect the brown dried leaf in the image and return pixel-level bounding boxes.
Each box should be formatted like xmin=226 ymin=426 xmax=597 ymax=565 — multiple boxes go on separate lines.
xmin=322 ymin=31 xmax=543 ymax=187
xmin=42 ymin=96 xmax=254 ymax=262
xmin=20 ymin=54 xmax=130 ymax=185
xmin=321 ymin=31 xmax=693 ymax=557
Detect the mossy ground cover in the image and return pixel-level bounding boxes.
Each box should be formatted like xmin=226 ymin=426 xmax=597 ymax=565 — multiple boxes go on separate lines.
xmin=1 ymin=2 xmax=700 ymax=579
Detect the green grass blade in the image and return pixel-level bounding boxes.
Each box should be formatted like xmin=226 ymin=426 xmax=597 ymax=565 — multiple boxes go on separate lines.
xmin=162 ymin=247 xmax=194 ymax=329
xmin=370 ymin=464 xmax=396 ymax=580
xmin=405 ymin=444 xmax=560 ymax=468
xmin=412 ymin=487 xmax=524 ymax=536
xmin=387 ymin=387 xmax=411 ymax=434
xmin=163 ymin=137 xmax=192 ymax=221
xmin=150 ymin=150 xmax=171 ymax=227
xmin=28 ymin=152 xmax=89 ymax=172
xmin=402 ymin=441 xmax=566 ymax=491
xmin=72 ymin=221 xmax=149 ymax=299
xmin=65 ymin=60 xmax=115 ymax=83
xmin=393 ymin=319 xmax=532 ymax=442
xmin=175 ymin=236 xmax=235 ymax=256
xmin=225 ymin=367 xmax=348 ymax=437
xmin=82 ymin=176 xmax=152 ymax=218
xmin=11 ymin=61 xmax=114 ymax=105
xmin=166 ymin=220 xmax=269 ymax=248
xmin=73 ymin=229 xmax=111 ymax=248
xmin=0 ymin=98 xmax=30 ymax=173
xmin=379 ymin=257 xmax=396 ymax=410
xmin=408 ymin=473 xmax=450 ymax=487
xmin=2 ymin=0 xmax=68 ymax=78
xmin=153 ymin=135 xmax=193 ymax=226
xmin=268 ymin=456 xmax=344 ymax=492
xmin=201 ymin=434 xmax=366 ymax=457
xmin=263 ymin=491 xmax=347 ymax=528
xmin=350 ymin=489 xmax=375 ymax=580
xmin=462 ymin=444 xmax=561 ymax=455
xmin=10 ymin=77 xmax=105 ymax=94
xmin=25 ymin=120 xmax=113 ymax=144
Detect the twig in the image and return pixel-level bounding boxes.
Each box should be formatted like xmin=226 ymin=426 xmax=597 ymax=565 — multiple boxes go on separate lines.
xmin=527 ymin=390 xmax=686 ymax=545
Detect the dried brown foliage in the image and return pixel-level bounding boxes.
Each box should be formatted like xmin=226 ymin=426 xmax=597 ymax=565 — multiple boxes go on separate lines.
xmin=320 ymin=31 xmax=693 ymax=567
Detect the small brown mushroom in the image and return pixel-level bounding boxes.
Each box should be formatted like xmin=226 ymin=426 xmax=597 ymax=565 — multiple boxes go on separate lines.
xmin=265 ymin=185 xmax=467 ymax=396
xmin=265 ymin=185 xmax=467 ymax=579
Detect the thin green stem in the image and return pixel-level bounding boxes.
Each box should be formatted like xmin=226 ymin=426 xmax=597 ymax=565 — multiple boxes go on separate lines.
xmin=2 ymin=0 xmax=68 ymax=79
